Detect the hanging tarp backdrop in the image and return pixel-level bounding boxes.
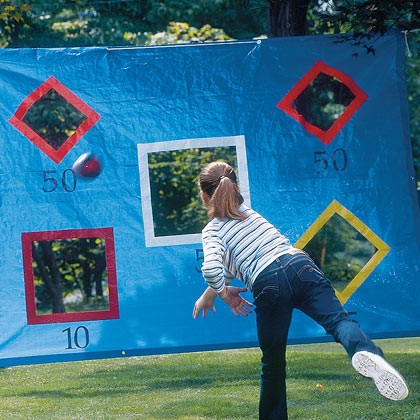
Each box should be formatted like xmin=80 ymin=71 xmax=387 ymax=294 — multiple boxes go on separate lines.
xmin=0 ymin=32 xmax=419 ymax=367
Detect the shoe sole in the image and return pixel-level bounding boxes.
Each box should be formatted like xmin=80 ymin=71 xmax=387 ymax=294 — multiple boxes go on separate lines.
xmin=351 ymin=351 xmax=409 ymax=401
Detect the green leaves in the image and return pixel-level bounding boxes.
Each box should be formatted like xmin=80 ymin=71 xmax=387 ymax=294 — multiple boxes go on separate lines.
xmin=319 ymin=0 xmax=420 ymax=52
xmin=0 ymin=1 xmax=30 ymax=47
xmin=148 ymin=146 xmax=237 ymax=237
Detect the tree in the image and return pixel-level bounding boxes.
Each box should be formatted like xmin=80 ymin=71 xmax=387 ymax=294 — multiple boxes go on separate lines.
xmin=4 ymin=0 xmax=265 ymax=47
xmin=32 ymin=241 xmax=66 ymax=313
xmin=22 ymin=88 xmax=87 ymax=151
xmin=148 ymin=146 xmax=238 ymax=236
xmin=267 ymin=0 xmax=310 ymax=36
xmin=406 ymin=52 xmax=420 ymax=181
xmin=303 ymin=214 xmax=377 ymax=291
xmin=142 ymin=21 xmax=233 ymax=45
xmin=2 ymin=1 xmax=419 ymax=49
xmin=32 ymin=238 xmax=108 ymax=314
xmin=268 ymin=1 xmax=419 ymax=45
xmin=0 ymin=0 xmax=30 ymax=47
xmin=318 ymin=0 xmax=420 ymax=53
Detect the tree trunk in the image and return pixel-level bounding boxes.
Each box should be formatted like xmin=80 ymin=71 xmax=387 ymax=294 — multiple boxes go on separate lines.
xmin=82 ymin=259 xmax=93 ymax=298
xmin=93 ymin=254 xmax=106 ymax=299
xmin=33 ymin=242 xmax=66 ymax=313
xmin=267 ymin=0 xmax=311 ymax=37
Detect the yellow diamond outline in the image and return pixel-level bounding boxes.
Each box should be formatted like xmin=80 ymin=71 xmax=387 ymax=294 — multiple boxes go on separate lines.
xmin=294 ymin=199 xmax=390 ymax=305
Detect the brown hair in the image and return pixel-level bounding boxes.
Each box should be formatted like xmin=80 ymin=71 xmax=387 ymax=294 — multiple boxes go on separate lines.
xmin=199 ymin=161 xmax=246 ymax=221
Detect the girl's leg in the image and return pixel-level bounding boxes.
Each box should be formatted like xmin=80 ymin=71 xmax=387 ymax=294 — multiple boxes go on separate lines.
xmin=253 ymin=265 xmax=294 ymax=420
xmin=286 ymin=252 xmax=382 ymax=356
xmin=286 ymin=251 xmax=408 ymax=400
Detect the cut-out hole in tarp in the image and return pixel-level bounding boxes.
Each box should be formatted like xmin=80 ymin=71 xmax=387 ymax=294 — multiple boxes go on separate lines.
xmin=9 ymin=76 xmax=101 ymax=163
xmin=278 ymin=61 xmax=368 ymax=145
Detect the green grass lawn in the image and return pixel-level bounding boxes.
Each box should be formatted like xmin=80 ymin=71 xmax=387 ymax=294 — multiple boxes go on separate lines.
xmin=0 ymin=338 xmax=418 ymax=419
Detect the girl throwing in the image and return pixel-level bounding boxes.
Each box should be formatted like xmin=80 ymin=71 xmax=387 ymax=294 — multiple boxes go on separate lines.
xmin=193 ymin=161 xmax=408 ymax=420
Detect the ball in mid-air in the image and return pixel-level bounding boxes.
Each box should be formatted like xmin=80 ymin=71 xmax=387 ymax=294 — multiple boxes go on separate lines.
xmin=72 ymin=152 xmax=102 ymax=179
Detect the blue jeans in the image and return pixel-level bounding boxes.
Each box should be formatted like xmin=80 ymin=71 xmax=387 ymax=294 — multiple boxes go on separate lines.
xmin=252 ymin=251 xmax=383 ymax=420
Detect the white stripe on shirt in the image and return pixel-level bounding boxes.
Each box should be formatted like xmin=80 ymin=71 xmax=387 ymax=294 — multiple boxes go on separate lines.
xmin=201 ymin=205 xmax=292 ymax=293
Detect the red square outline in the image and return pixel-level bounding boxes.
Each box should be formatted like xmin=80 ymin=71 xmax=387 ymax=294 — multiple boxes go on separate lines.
xmin=22 ymin=227 xmax=119 ymax=325
xmin=9 ymin=76 xmax=101 ymax=163
xmin=277 ymin=60 xmax=368 ymax=145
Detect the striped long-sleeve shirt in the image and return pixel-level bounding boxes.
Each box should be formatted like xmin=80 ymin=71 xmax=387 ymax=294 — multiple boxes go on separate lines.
xmin=201 ymin=205 xmax=292 ymax=293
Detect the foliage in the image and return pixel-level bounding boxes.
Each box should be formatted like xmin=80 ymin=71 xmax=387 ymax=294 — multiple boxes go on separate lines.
xmin=293 ymin=73 xmax=356 ymax=132
xmin=1 ymin=1 xmax=418 ymax=50
xmin=124 ymin=21 xmax=234 ymax=46
xmin=32 ymin=237 xmax=108 ymax=314
xmin=303 ymin=214 xmax=376 ymax=291
xmin=0 ymin=0 xmax=30 ymax=47
xmin=143 ymin=21 xmax=233 ymax=45
xmin=148 ymin=146 xmax=238 ymax=237
xmin=143 ymin=0 xmax=267 ymax=40
xmin=5 ymin=0 xmax=265 ymax=48
xmin=318 ymin=0 xmax=420 ymax=52
xmin=22 ymin=89 xmax=87 ymax=151
xmin=406 ymin=37 xmax=420 ymax=179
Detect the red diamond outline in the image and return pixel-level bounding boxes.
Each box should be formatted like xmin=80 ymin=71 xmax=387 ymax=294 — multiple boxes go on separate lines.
xmin=277 ymin=60 xmax=368 ymax=145
xmin=9 ymin=76 xmax=101 ymax=163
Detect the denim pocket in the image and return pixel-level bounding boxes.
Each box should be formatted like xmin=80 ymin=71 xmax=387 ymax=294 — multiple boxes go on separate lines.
xmin=253 ymin=285 xmax=280 ymax=315
xmin=296 ymin=262 xmax=327 ymax=286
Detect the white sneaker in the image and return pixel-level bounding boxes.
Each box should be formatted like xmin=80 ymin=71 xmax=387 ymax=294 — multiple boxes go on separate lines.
xmin=352 ymin=351 xmax=409 ymax=401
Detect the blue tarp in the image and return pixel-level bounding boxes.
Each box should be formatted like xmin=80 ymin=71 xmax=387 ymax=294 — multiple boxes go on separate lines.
xmin=0 ymin=32 xmax=419 ymax=366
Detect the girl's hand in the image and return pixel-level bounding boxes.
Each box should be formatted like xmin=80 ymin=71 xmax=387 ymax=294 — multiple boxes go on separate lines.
xmin=193 ymin=287 xmax=217 ymax=318
xmin=219 ymin=286 xmax=253 ymax=317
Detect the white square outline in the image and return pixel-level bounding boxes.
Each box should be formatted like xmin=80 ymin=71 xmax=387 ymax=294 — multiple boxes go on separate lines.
xmin=137 ymin=135 xmax=250 ymax=247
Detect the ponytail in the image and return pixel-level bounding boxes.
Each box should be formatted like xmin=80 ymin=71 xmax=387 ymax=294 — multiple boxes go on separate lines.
xmin=199 ymin=162 xmax=246 ymax=221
